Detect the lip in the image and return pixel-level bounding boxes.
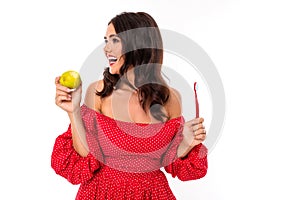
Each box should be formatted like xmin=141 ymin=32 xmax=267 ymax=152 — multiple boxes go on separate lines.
xmin=107 ymin=54 xmax=117 ymax=66
xmin=109 ymin=62 xmax=116 ymax=67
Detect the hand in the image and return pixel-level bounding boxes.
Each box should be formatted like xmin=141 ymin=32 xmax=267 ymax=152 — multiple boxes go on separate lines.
xmin=182 ymin=117 xmax=206 ymax=148
xmin=54 ymin=76 xmax=82 ymax=113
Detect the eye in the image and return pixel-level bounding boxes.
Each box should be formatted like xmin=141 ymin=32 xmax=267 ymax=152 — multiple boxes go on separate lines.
xmin=104 ymin=39 xmax=108 ymax=44
xmin=112 ymin=38 xmax=120 ymax=43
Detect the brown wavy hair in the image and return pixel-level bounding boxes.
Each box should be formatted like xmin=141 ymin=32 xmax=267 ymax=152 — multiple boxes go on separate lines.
xmin=96 ymin=12 xmax=170 ymax=122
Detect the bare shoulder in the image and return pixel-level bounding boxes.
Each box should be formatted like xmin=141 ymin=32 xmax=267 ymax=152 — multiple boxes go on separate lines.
xmin=165 ymin=87 xmax=182 ymax=119
xmin=84 ymin=80 xmax=104 ymax=111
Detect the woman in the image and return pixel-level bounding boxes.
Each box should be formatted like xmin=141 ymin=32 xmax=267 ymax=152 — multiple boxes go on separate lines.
xmin=52 ymin=12 xmax=208 ymax=200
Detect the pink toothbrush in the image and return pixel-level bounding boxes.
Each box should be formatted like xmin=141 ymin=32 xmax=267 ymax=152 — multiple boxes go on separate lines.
xmin=194 ymin=82 xmax=199 ymax=118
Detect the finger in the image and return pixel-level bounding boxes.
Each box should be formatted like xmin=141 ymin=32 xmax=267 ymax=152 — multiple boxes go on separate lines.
xmin=196 ymin=128 xmax=206 ymax=134
xmin=194 ymin=135 xmax=206 ymax=141
xmin=56 ymin=88 xmax=72 ymax=98
xmin=73 ymin=83 xmax=82 ymax=93
xmin=196 ymin=117 xmax=204 ymax=123
xmin=194 ymin=132 xmax=206 ymax=140
xmin=56 ymin=81 xmax=72 ymax=94
xmin=190 ymin=118 xmax=204 ymax=126
xmin=185 ymin=119 xmax=196 ymax=127
xmin=55 ymin=76 xmax=60 ymax=84
xmin=56 ymin=94 xmax=72 ymax=102
xmin=55 ymin=94 xmax=71 ymax=105
xmin=56 ymin=90 xmax=72 ymax=98
xmin=194 ymin=128 xmax=206 ymax=136
xmin=192 ymin=123 xmax=205 ymax=132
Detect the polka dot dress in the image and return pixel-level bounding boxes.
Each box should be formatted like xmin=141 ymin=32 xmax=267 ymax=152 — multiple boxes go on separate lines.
xmin=51 ymin=104 xmax=208 ymax=200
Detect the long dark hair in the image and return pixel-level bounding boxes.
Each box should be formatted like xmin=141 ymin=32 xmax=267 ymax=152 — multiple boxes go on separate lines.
xmin=96 ymin=12 xmax=170 ymax=122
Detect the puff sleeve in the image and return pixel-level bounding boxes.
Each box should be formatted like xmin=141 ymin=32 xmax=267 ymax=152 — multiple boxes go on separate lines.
xmin=164 ymin=143 xmax=208 ymax=181
xmin=162 ymin=118 xmax=208 ymax=181
xmin=51 ymin=105 xmax=104 ymax=185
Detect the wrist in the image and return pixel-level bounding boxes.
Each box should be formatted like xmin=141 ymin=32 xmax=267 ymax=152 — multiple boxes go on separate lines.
xmin=177 ymin=140 xmax=194 ymax=158
xmin=67 ymin=106 xmax=81 ymax=118
xmin=182 ymin=136 xmax=194 ymax=148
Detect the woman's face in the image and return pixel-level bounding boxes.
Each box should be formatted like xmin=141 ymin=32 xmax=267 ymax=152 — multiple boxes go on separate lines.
xmin=104 ymin=23 xmax=124 ymax=74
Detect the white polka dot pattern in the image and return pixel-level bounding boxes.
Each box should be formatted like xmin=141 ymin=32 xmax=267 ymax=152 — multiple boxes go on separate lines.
xmin=51 ymin=104 xmax=208 ymax=199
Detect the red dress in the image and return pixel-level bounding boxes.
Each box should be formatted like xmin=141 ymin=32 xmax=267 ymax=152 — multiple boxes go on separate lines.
xmin=51 ymin=104 xmax=208 ymax=200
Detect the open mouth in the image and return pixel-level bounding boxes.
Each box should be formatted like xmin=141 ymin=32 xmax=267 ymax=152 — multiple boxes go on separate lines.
xmin=108 ymin=55 xmax=118 ymax=66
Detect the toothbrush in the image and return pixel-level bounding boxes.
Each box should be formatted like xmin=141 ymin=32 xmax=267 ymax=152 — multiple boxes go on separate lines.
xmin=194 ymin=82 xmax=199 ymax=118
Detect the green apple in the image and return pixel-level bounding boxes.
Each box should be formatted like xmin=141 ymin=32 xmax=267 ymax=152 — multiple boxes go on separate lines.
xmin=59 ymin=70 xmax=81 ymax=89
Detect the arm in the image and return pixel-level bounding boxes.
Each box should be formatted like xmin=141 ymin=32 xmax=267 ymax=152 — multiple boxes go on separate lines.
xmin=52 ymin=79 xmax=104 ymax=184
xmin=67 ymin=80 xmax=103 ymax=157
xmin=54 ymin=76 xmax=88 ymax=157
xmin=165 ymin=87 xmax=206 ymax=157
xmin=162 ymin=120 xmax=208 ymax=181
xmin=54 ymin=78 xmax=103 ymax=157
xmin=177 ymin=117 xmax=206 ymax=158
xmin=163 ymin=87 xmax=208 ymax=181
xmin=68 ymin=109 xmax=89 ymax=157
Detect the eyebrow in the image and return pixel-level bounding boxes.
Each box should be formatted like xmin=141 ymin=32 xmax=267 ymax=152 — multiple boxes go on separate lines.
xmin=104 ymin=34 xmax=118 ymax=39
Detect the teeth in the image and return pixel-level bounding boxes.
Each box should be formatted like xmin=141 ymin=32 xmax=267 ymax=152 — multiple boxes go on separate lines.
xmin=108 ymin=56 xmax=117 ymax=63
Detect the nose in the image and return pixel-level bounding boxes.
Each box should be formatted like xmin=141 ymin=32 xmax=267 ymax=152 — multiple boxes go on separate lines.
xmin=104 ymin=42 xmax=112 ymax=53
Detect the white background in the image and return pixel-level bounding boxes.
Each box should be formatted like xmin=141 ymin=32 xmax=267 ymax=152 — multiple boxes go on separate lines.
xmin=0 ymin=0 xmax=299 ymax=199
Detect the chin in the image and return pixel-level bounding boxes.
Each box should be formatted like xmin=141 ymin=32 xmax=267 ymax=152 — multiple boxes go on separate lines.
xmin=109 ymin=66 xmax=120 ymax=75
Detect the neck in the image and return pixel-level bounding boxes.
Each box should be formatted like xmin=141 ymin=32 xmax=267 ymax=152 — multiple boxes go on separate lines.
xmin=117 ymin=66 xmax=138 ymax=92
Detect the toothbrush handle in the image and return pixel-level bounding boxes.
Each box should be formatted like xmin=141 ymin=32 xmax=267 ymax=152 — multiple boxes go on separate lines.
xmin=194 ymin=82 xmax=199 ymax=118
